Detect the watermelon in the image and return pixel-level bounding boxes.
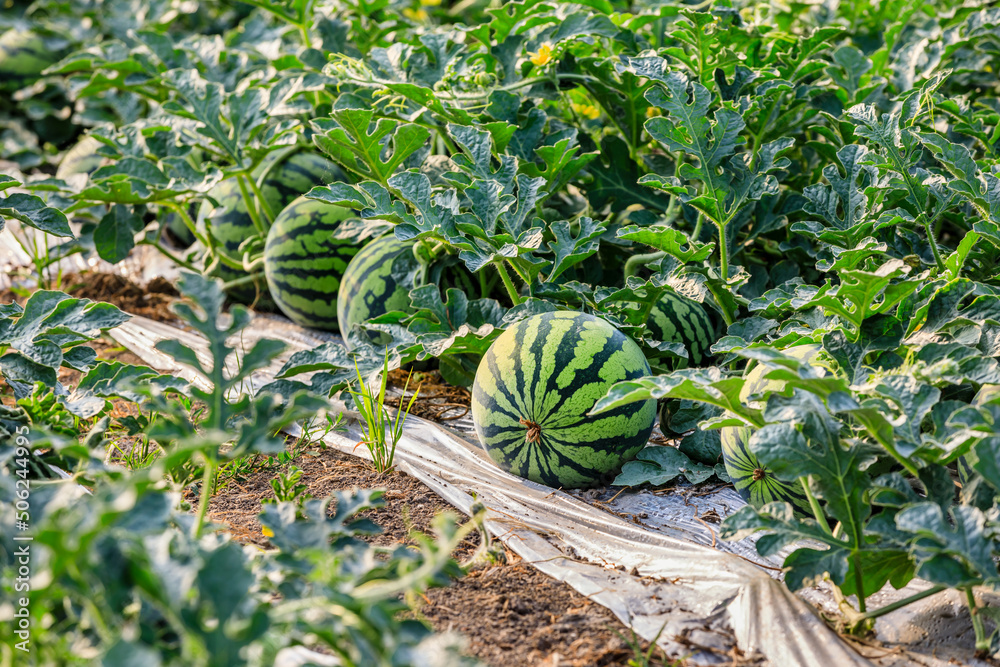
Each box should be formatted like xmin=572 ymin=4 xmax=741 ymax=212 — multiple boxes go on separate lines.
xmin=471 ymin=311 xmax=656 ymax=488
xmin=200 ymin=151 xmax=343 ymax=307
xmin=647 ymin=291 xmax=714 ymax=366
xmin=0 ymin=30 xmax=56 ymax=90
xmin=721 ymin=425 xmax=812 ymax=515
xmin=259 ymin=152 xmax=341 ymax=206
xmin=337 ymin=234 xmax=421 ymax=345
xmin=264 ymin=196 xmax=360 ymax=330
xmin=720 ymin=344 xmax=825 ymax=516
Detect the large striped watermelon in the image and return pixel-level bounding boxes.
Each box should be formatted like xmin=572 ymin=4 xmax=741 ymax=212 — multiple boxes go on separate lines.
xmin=337 ymin=234 xmax=420 ymax=345
xmin=264 ymin=196 xmax=360 ymax=330
xmin=0 ymin=30 xmax=56 ymax=90
xmin=647 ymin=291 xmax=714 ymax=366
xmin=720 ymin=344 xmax=825 ymax=516
xmin=200 ymin=151 xmax=343 ymax=307
xmin=471 ymin=311 xmax=656 ymax=488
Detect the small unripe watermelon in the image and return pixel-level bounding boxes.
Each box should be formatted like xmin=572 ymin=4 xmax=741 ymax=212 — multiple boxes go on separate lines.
xmin=337 ymin=234 xmax=420 ymax=345
xmin=472 ymin=311 xmax=656 ymax=488
xmin=264 ymin=196 xmax=360 ymax=330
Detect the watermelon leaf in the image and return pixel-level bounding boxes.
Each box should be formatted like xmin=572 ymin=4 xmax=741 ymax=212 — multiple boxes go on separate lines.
xmin=613 ymin=445 xmax=717 ymax=487
xmin=313 ymin=97 xmax=431 ymax=186
xmin=616 ymin=224 xmax=715 ymax=264
xmin=593 ymin=367 xmax=763 ymax=428
xmin=94 ymin=204 xmax=145 ymax=263
xmin=392 ymin=285 xmax=505 ymax=366
xmin=0 ymin=190 xmax=73 ymax=238
xmin=0 ymin=291 xmax=129 ymax=398
xmin=585 ymin=135 xmax=671 ymax=213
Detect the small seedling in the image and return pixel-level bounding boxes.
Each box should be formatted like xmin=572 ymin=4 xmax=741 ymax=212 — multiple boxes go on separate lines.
xmin=349 ymin=349 xmax=419 ymax=474
xmin=269 ymin=465 xmax=310 ymax=504
xmin=613 ymin=622 xmax=674 ymax=667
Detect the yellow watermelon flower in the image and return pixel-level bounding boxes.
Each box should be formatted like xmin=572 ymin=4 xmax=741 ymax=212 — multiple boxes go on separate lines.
xmin=530 ymin=42 xmax=554 ymax=67
xmin=403 ymin=7 xmax=429 ymax=21
xmin=261 ymin=526 xmax=274 ymax=537
xmin=571 ymin=102 xmax=600 ymax=120
xmin=421 ymin=0 xmax=442 ymax=5
xmin=646 ymin=106 xmax=661 ymax=118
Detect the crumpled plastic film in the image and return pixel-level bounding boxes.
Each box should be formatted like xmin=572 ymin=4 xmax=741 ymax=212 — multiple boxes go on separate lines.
xmin=0 ymin=220 xmax=184 ymax=291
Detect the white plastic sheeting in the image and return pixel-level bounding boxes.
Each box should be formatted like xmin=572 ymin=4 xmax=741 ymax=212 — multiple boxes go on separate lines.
xmin=98 ymin=311 xmax=997 ymax=667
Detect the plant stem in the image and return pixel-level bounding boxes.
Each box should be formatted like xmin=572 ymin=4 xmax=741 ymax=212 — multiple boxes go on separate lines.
xmin=193 ymin=456 xmax=216 ymax=538
xmin=478 ymin=270 xmax=489 ymax=299
xmin=690 ymin=212 xmax=703 ymax=242
xmin=495 ymin=262 xmax=522 ymax=305
xmin=852 ymin=585 xmax=946 ymax=623
xmin=222 ymin=272 xmax=264 ymax=291
xmin=800 ymin=476 xmax=833 ymax=535
xmin=852 ymin=553 xmax=867 ymax=613
xmin=165 ymin=201 xmax=207 ymax=246
xmin=142 ymin=239 xmax=199 ymax=271
xmin=966 ymin=587 xmax=990 ymax=652
xmin=236 ymin=174 xmax=267 ymax=236
xmin=923 ymin=217 xmax=946 ymax=272
xmin=246 ymin=174 xmax=276 ymax=225
xmin=716 ymin=221 xmax=729 ymax=281
xmin=624 ymin=251 xmax=666 ymax=279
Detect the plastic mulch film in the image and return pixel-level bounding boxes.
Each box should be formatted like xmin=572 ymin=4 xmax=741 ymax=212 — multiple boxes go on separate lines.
xmin=0 ymin=220 xmax=186 ymax=291
xmin=99 ymin=312 xmax=1000 ymax=667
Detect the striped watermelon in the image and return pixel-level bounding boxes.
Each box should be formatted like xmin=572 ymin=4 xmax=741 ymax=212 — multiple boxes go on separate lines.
xmin=720 ymin=344 xmax=825 ymax=516
xmin=260 ymin=152 xmax=341 ymax=206
xmin=200 ymin=151 xmax=343 ymax=307
xmin=0 ymin=30 xmax=55 ymax=90
xmin=647 ymin=291 xmax=714 ymax=366
xmin=337 ymin=235 xmax=420 ymax=345
xmin=264 ymin=196 xmax=360 ymax=330
xmin=471 ymin=311 xmax=656 ymax=488
xmin=721 ymin=426 xmax=812 ymax=515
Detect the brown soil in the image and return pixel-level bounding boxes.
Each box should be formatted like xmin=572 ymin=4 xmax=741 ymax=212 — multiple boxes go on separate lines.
xmin=67 ymin=272 xmax=178 ymax=322
xmin=205 ymin=444 xmax=680 ymax=666
xmin=0 ymin=271 xmax=178 ymax=321
xmin=386 ymin=368 xmax=472 ymax=423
